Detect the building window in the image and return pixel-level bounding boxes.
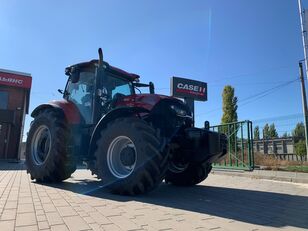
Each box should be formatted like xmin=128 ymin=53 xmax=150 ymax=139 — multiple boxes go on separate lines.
xmin=0 ymin=91 xmax=8 ymax=109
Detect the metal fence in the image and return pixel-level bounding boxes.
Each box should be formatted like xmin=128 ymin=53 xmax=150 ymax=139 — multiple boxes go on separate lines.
xmin=210 ymin=120 xmax=254 ymax=170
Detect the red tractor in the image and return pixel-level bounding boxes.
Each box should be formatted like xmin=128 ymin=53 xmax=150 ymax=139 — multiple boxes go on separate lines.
xmin=26 ymin=49 xmax=227 ymax=195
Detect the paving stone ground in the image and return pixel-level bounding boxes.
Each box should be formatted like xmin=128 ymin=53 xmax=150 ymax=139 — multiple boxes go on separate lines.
xmin=0 ymin=162 xmax=307 ymax=231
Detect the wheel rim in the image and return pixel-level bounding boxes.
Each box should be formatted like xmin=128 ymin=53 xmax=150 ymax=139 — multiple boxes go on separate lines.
xmin=31 ymin=125 xmax=51 ymax=165
xmin=107 ymin=136 xmax=137 ymax=178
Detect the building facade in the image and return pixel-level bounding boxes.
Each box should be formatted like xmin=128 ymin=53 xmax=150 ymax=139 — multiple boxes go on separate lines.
xmin=253 ymin=137 xmax=307 ymax=161
xmin=253 ymin=137 xmax=294 ymax=155
xmin=0 ymin=69 xmax=32 ymax=160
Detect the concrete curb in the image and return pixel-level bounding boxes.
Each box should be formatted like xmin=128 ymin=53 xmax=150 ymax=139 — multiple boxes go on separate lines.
xmin=211 ymin=169 xmax=308 ymax=184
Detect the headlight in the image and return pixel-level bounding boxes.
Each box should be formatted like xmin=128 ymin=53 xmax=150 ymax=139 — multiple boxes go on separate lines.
xmin=170 ymin=105 xmax=188 ymax=117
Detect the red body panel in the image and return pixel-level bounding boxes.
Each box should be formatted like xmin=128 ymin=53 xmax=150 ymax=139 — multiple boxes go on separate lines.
xmin=115 ymin=94 xmax=175 ymax=110
xmin=49 ymin=99 xmax=81 ymax=124
xmin=44 ymin=94 xmax=177 ymax=124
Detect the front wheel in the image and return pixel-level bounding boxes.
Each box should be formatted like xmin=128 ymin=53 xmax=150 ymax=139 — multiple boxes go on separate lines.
xmin=165 ymin=162 xmax=212 ymax=186
xmin=94 ymin=117 xmax=168 ymax=195
xmin=25 ymin=109 xmax=76 ymax=182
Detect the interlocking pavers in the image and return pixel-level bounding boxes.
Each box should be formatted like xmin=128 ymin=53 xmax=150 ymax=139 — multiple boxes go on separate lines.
xmin=17 ymin=203 xmax=35 ymax=213
xmin=51 ymin=224 xmax=69 ymax=231
xmin=38 ymin=220 xmax=50 ymax=229
xmin=1 ymin=208 xmax=16 ymax=220
xmin=0 ymin=162 xmax=307 ymax=231
xmin=88 ymin=211 xmax=112 ymax=225
xmin=62 ymin=215 xmax=90 ymax=231
xmin=15 ymin=224 xmax=38 ymax=231
xmin=0 ymin=220 xmax=14 ymax=231
xmin=15 ymin=212 xmax=37 ymax=226
xmin=45 ymin=212 xmax=64 ymax=226
xmin=57 ymin=206 xmax=78 ymax=217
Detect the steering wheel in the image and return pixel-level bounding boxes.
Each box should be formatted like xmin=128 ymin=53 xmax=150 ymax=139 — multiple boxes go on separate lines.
xmin=101 ymin=93 xmax=125 ymax=113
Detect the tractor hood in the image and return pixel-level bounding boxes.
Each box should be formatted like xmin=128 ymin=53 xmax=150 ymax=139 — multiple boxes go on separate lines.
xmin=115 ymin=94 xmax=185 ymax=111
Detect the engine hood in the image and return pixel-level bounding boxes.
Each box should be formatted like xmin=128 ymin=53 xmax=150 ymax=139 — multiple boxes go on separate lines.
xmin=115 ymin=94 xmax=184 ymax=111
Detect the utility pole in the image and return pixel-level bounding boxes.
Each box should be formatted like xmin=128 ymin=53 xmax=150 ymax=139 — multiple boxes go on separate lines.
xmin=298 ymin=0 xmax=308 ymax=81
xmin=299 ymin=62 xmax=308 ymax=161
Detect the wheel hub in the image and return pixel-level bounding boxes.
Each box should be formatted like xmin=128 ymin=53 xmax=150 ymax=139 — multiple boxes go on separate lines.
xmin=120 ymin=146 xmax=136 ymax=167
xmin=169 ymin=160 xmax=189 ymax=173
xmin=107 ymin=136 xmax=137 ymax=178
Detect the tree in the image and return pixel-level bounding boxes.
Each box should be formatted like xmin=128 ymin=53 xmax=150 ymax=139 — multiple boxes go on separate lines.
xmin=282 ymin=132 xmax=289 ymax=138
xmin=263 ymin=123 xmax=270 ymax=139
xmin=294 ymin=140 xmax=306 ymax=157
xmin=221 ymin=85 xmax=238 ymax=154
xmin=254 ymin=126 xmax=260 ymax=140
xmin=269 ymin=123 xmax=278 ymax=138
xmin=221 ymin=85 xmax=238 ymax=124
xmin=292 ymin=122 xmax=305 ymax=140
xmin=292 ymin=122 xmax=306 ymax=159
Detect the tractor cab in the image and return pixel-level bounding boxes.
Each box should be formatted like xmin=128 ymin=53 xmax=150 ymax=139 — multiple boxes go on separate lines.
xmin=63 ymin=59 xmax=145 ymax=125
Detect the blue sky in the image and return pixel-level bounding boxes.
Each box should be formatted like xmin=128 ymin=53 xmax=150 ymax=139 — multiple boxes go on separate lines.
xmin=0 ymin=0 xmax=307 ymax=138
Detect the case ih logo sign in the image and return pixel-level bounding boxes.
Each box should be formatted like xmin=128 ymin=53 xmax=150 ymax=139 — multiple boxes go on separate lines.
xmin=0 ymin=71 xmax=32 ymax=89
xmin=171 ymin=77 xmax=207 ymax=101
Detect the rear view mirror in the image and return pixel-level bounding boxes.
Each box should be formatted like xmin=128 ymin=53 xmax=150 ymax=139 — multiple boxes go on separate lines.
xmin=70 ymin=67 xmax=80 ymax=83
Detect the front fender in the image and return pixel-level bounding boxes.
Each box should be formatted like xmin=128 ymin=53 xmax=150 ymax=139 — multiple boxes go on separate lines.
xmin=147 ymin=98 xmax=192 ymax=137
xmin=88 ymin=106 xmax=149 ymax=158
xmin=31 ymin=100 xmax=81 ymax=124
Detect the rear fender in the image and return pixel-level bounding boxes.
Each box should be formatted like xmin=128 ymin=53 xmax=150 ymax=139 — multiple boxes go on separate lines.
xmin=88 ymin=106 xmax=149 ymax=158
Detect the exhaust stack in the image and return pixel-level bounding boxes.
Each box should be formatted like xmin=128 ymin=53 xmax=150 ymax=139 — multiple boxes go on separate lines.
xmin=98 ymin=48 xmax=103 ymax=67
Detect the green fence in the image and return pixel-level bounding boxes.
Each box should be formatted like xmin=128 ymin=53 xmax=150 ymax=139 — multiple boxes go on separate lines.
xmin=210 ymin=120 xmax=254 ymax=170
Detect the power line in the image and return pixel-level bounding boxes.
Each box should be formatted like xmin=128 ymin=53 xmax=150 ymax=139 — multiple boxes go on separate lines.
xmin=208 ymin=65 xmax=295 ymax=83
xmin=237 ymin=78 xmax=299 ymax=104
xmin=155 ymin=65 xmax=297 ymax=91
xmin=252 ymin=113 xmax=303 ymax=123
xmin=195 ymin=78 xmax=299 ymax=117
xmin=209 ymin=80 xmax=294 ymax=87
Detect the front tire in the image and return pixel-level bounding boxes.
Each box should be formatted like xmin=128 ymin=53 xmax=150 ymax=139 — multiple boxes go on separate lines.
xmin=165 ymin=162 xmax=212 ymax=186
xmin=94 ymin=117 xmax=168 ymax=195
xmin=25 ymin=109 xmax=76 ymax=182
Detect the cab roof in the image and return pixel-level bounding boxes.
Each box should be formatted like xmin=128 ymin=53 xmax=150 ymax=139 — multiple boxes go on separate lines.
xmin=65 ymin=59 xmax=140 ymax=82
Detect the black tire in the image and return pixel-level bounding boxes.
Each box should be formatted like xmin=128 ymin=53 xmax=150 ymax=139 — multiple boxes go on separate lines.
xmin=25 ymin=109 xmax=76 ymax=182
xmin=165 ymin=162 xmax=212 ymax=186
xmin=94 ymin=117 xmax=168 ymax=195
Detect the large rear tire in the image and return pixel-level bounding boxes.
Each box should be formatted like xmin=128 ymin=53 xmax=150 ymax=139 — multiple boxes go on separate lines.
xmin=25 ymin=109 xmax=76 ymax=182
xmin=94 ymin=117 xmax=168 ymax=195
xmin=165 ymin=162 xmax=212 ymax=186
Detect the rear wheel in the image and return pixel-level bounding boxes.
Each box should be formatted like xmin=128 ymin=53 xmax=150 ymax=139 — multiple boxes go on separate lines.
xmin=165 ymin=162 xmax=212 ymax=186
xmin=94 ymin=117 xmax=168 ymax=195
xmin=26 ymin=109 xmax=76 ymax=182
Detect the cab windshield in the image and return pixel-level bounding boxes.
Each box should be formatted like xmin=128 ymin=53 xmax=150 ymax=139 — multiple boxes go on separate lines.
xmin=105 ymin=74 xmax=134 ymax=98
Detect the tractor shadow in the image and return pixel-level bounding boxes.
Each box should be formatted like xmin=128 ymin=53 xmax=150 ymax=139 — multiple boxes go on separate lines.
xmin=39 ymin=170 xmax=308 ymax=230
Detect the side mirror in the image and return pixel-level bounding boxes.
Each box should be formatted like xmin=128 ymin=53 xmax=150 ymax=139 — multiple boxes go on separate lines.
xmin=204 ymin=121 xmax=210 ymax=130
xmin=70 ymin=67 xmax=80 ymax=83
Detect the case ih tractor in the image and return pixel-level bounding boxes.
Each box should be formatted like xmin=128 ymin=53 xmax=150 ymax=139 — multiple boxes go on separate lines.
xmin=26 ymin=49 xmax=227 ymax=195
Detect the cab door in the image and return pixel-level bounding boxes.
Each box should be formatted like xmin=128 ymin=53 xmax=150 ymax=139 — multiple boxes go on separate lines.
xmin=65 ymin=70 xmax=96 ymax=124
